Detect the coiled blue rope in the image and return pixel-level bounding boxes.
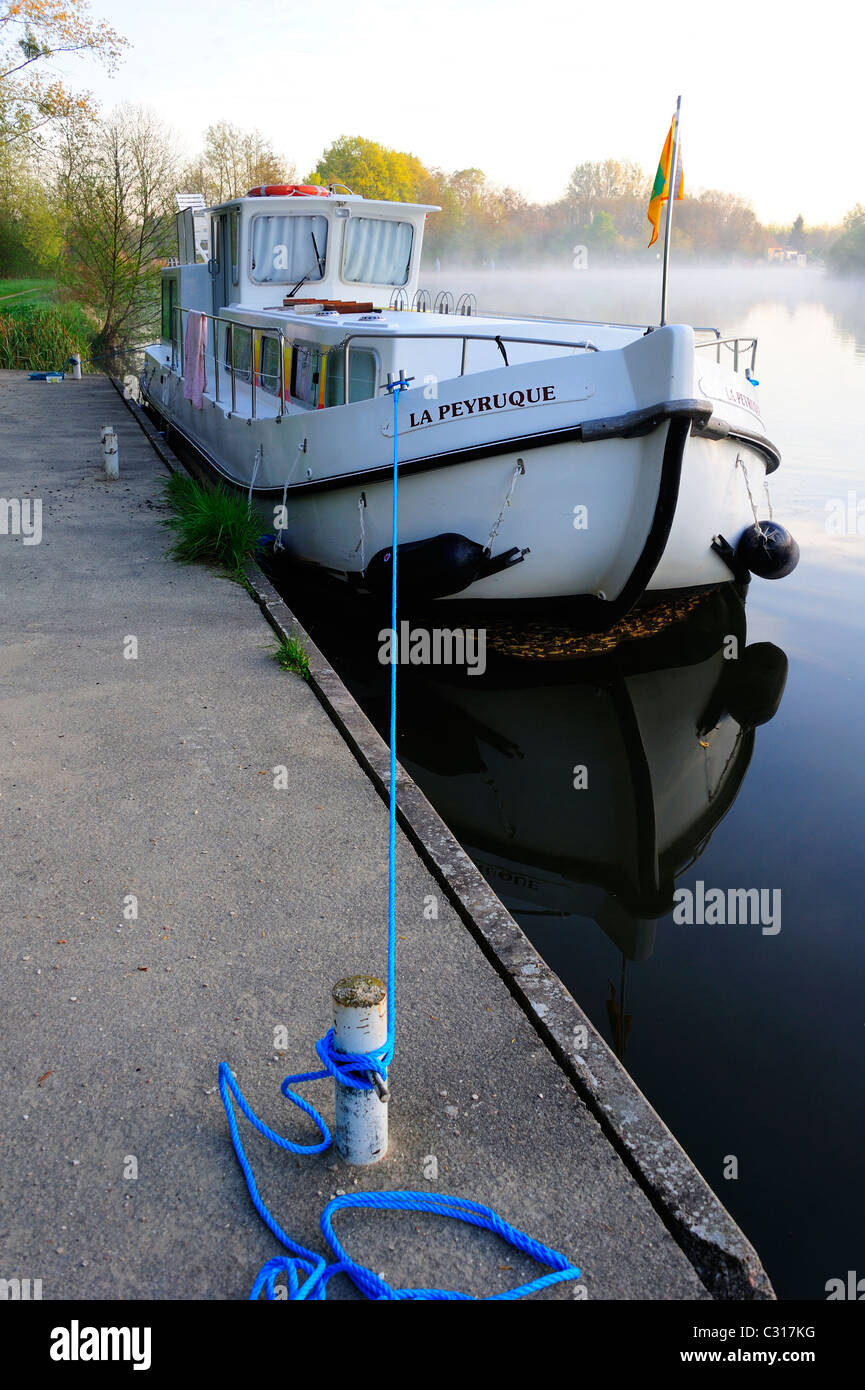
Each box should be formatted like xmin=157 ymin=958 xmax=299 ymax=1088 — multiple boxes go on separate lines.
xmin=219 ymin=1062 xmax=581 ymax=1300
xmin=218 ymin=376 xmax=581 ymax=1299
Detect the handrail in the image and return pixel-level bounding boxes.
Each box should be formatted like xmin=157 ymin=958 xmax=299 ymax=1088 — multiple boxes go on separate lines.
xmin=695 ymin=335 xmax=757 ymax=374
xmin=168 ymin=308 xmax=748 ymax=417
xmin=172 ymin=305 xmax=287 ymax=418
xmin=341 ymin=330 xmax=599 ymax=405
xmin=479 ymin=309 xmax=723 ymax=340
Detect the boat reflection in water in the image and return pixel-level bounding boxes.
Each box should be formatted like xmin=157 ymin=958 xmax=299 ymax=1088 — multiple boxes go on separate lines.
xmin=324 ymin=583 xmax=788 ymax=1061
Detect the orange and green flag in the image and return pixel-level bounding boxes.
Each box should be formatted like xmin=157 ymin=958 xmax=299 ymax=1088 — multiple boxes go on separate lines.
xmin=647 ymin=116 xmax=684 ymax=247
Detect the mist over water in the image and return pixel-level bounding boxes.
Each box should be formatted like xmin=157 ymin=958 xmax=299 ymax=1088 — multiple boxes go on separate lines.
xmin=424 ymin=263 xmax=865 ymax=573
xmin=421 ymin=262 xmax=865 ymax=333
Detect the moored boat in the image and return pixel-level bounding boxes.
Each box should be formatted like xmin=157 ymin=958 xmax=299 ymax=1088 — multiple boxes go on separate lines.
xmin=141 ymin=182 xmax=798 ymax=625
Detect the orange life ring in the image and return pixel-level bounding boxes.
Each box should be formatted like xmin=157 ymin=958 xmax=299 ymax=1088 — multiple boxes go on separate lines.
xmin=246 ymin=184 xmax=330 ymax=198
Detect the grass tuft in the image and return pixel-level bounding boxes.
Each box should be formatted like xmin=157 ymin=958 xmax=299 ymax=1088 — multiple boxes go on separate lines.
xmin=162 ymin=470 xmax=263 ymax=579
xmin=272 ymin=631 xmax=311 ymax=680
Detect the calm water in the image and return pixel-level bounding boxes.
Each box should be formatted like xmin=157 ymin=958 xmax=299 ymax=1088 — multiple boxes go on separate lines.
xmin=276 ymin=267 xmax=865 ymax=1300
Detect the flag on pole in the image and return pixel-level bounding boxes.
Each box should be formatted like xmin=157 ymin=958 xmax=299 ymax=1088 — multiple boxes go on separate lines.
xmin=647 ymin=116 xmax=684 ymax=247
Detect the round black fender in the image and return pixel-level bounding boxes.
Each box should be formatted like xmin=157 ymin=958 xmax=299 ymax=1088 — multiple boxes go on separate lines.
xmin=723 ymin=642 xmax=789 ymax=729
xmin=364 ymin=533 xmax=487 ymax=598
xmin=735 ymin=520 xmax=800 ymax=580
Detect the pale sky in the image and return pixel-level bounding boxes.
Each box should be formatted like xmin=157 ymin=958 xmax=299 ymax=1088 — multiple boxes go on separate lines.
xmin=55 ymin=0 xmax=864 ymax=227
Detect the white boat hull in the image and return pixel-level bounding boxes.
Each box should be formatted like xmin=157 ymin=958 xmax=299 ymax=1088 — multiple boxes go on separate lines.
xmin=141 ymin=320 xmax=785 ymax=618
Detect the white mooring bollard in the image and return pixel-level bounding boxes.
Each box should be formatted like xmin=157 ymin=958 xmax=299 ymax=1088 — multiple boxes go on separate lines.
xmin=332 ymin=976 xmax=388 ymax=1165
xmin=70 ymin=354 xmax=82 ymax=380
xmin=101 ymin=426 xmax=118 ymax=479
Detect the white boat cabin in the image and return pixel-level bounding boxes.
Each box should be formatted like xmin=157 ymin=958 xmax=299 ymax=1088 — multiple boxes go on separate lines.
xmin=164 ymin=186 xmax=453 ymax=415
xmin=160 ymin=185 xmax=653 ymax=423
xmin=159 ymin=186 xmax=744 ymax=426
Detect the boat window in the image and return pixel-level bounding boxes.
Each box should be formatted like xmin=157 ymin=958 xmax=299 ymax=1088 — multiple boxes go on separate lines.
xmin=259 ymin=335 xmax=282 ymax=395
xmin=343 ymin=218 xmax=413 ymax=285
xmin=289 ymin=342 xmax=322 ymax=407
xmin=230 ymin=209 xmax=240 ymax=286
xmin=161 ymin=276 xmax=178 ymax=341
xmin=224 ymin=324 xmax=252 ymax=381
xmin=325 ymin=347 xmax=377 ymax=406
xmin=250 ymin=215 xmax=328 ymax=284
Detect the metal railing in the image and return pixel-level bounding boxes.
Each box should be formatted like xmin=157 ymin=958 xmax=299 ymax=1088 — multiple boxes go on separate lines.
xmin=171 ymin=306 xmax=287 ymax=418
xmin=166 ymin=309 xmax=741 ymax=420
xmin=391 ymin=287 xmax=476 ymax=317
xmin=340 ymin=330 xmax=599 ymax=405
xmin=695 ymin=335 xmax=758 ymax=375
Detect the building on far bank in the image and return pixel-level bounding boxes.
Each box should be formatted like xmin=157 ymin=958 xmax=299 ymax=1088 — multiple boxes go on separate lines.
xmin=768 ymin=245 xmax=807 ymax=266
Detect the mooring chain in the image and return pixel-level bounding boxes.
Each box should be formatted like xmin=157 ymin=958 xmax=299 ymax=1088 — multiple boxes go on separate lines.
xmin=273 ymin=440 xmax=307 ymax=552
xmin=357 ymin=491 xmax=367 ymax=572
xmin=247 ymin=445 xmax=262 ymax=506
xmin=487 ymin=458 xmax=525 ymax=553
xmin=736 ymin=454 xmax=761 ymax=531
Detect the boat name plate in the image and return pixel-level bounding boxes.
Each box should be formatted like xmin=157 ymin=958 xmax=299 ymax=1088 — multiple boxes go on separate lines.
xmin=382 ymin=383 xmax=595 ymax=436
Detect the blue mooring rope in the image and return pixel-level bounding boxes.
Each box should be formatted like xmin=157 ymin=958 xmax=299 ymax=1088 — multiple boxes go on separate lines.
xmin=218 ymin=375 xmax=582 ymax=1299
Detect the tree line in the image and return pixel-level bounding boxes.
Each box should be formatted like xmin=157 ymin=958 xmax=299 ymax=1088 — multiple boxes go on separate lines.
xmin=1 ymin=0 xmax=863 ymax=355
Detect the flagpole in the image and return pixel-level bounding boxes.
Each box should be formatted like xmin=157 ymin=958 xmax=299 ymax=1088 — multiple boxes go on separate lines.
xmin=659 ymin=94 xmax=682 ymax=327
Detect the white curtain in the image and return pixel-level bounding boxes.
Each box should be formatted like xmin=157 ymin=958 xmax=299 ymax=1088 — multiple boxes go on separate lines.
xmin=250 ymin=215 xmax=328 ymax=284
xmin=343 ymin=218 xmax=413 ymax=285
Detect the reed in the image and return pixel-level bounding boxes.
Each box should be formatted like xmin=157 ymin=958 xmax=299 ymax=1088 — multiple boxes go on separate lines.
xmin=0 ymin=301 xmax=96 ymax=371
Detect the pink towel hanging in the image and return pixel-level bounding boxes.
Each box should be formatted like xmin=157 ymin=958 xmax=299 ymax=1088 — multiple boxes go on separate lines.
xmin=183 ymin=311 xmax=208 ymax=410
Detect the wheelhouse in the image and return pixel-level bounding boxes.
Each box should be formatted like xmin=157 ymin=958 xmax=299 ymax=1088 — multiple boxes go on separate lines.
xmin=161 ymin=185 xmax=438 ymax=418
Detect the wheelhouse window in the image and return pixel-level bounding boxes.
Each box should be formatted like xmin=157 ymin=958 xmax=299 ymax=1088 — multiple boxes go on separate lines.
xmin=230 ymin=209 xmax=240 ymax=286
xmin=325 ymin=347 xmax=377 ymax=406
xmin=161 ymin=276 xmax=178 ymax=341
xmin=250 ymin=215 xmax=328 ymax=285
xmin=289 ymin=342 xmax=322 ymax=407
xmin=343 ymin=217 xmax=413 ymax=285
xmin=259 ymin=335 xmax=282 ymax=396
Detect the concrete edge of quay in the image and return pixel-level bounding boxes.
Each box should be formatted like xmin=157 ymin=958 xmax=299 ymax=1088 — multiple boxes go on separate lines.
xmin=111 ymin=374 xmax=776 ymax=1302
